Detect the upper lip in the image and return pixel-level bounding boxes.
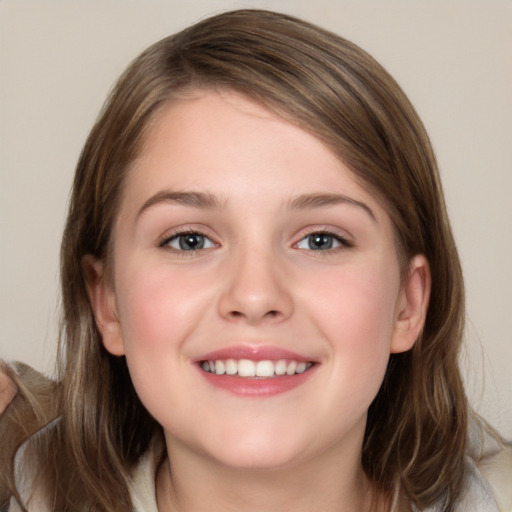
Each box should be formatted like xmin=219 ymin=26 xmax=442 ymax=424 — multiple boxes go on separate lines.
xmin=195 ymin=345 xmax=315 ymax=363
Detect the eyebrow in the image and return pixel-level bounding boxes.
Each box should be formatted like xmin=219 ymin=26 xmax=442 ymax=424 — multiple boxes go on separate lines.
xmin=286 ymin=193 xmax=376 ymax=221
xmin=136 ymin=189 xmax=376 ymax=222
xmin=137 ymin=190 xmax=225 ymax=219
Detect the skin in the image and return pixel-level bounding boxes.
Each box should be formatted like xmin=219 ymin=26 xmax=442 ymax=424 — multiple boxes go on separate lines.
xmin=0 ymin=370 xmax=17 ymax=415
xmin=85 ymin=90 xmax=430 ymax=512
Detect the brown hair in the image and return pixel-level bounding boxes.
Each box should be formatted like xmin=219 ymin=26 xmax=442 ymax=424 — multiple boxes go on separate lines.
xmin=0 ymin=362 xmax=58 ymax=509
xmin=7 ymin=9 xmax=468 ymax=511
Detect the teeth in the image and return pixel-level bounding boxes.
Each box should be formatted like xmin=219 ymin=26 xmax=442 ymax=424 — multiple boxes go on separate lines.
xmin=238 ymin=359 xmax=256 ymax=377
xmin=256 ymin=360 xmax=274 ymax=377
xmin=215 ymin=360 xmax=226 ymax=375
xmin=225 ymin=359 xmax=237 ymax=375
xmin=296 ymin=362 xmax=307 ymax=374
xmin=201 ymin=359 xmax=312 ymax=378
xmin=275 ymin=360 xmax=287 ymax=375
xmin=286 ymin=361 xmax=297 ymax=375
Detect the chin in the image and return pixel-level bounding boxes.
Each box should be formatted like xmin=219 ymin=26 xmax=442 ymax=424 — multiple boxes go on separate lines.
xmin=209 ymin=445 xmax=305 ymax=472
xmin=196 ymin=426 xmax=318 ymax=472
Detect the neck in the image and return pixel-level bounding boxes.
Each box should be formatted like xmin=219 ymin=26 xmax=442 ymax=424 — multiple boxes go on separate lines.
xmin=156 ymin=435 xmax=381 ymax=512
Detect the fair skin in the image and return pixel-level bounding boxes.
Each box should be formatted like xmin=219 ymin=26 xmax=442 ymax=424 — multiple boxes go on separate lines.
xmin=85 ymin=90 xmax=430 ymax=512
xmin=0 ymin=370 xmax=17 ymax=415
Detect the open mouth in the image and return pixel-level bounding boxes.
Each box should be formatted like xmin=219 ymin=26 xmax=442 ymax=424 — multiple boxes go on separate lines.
xmin=196 ymin=351 xmax=318 ymax=396
xmin=200 ymin=359 xmax=314 ymax=378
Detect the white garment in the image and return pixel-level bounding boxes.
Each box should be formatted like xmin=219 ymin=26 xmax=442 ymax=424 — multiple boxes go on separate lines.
xmin=129 ymin=442 xmax=160 ymax=512
xmin=127 ymin=434 xmax=512 ymax=512
xmin=9 ymin=423 xmax=512 ymax=511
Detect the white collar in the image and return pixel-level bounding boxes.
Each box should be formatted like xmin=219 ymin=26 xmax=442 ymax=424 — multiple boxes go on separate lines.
xmin=129 ymin=433 xmax=164 ymax=512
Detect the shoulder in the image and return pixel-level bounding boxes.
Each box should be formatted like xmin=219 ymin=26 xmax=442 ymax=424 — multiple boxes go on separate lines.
xmin=468 ymin=418 xmax=512 ymax=512
xmin=416 ymin=421 xmax=512 ymax=512
xmin=478 ymin=443 xmax=512 ymax=512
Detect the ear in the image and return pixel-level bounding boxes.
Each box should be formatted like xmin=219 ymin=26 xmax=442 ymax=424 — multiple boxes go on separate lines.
xmin=82 ymin=255 xmax=125 ymax=356
xmin=390 ymin=254 xmax=431 ymax=354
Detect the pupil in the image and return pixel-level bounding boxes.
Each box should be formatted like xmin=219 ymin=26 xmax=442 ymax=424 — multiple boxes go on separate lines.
xmin=180 ymin=234 xmax=204 ymax=250
xmin=309 ymin=234 xmax=332 ymax=250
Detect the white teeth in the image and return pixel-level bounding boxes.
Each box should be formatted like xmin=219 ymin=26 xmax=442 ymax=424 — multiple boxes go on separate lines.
xmin=225 ymin=359 xmax=237 ymax=375
xmin=275 ymin=359 xmax=287 ymax=375
xmin=286 ymin=361 xmax=297 ymax=375
xmin=238 ymin=359 xmax=256 ymax=377
xmin=296 ymin=362 xmax=307 ymax=374
xmin=256 ymin=360 xmax=275 ymax=377
xmin=201 ymin=358 xmax=313 ymax=378
xmin=215 ymin=360 xmax=226 ymax=375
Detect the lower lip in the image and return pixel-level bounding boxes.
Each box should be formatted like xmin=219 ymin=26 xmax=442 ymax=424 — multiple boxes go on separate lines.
xmin=198 ymin=366 xmax=317 ymax=397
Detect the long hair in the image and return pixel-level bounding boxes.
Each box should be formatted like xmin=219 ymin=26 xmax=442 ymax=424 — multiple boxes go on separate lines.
xmin=8 ymin=9 xmax=467 ymax=511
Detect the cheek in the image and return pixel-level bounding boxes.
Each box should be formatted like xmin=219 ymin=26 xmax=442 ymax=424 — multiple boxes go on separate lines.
xmin=112 ymin=264 xmax=215 ymax=419
xmin=113 ymin=262 xmax=217 ymax=399
xmin=116 ymin=262 xmax=208 ymax=344
xmin=118 ymin=275 xmax=178 ymax=351
xmin=314 ymin=262 xmax=397 ymax=335
xmin=308 ymin=262 xmax=399 ymax=387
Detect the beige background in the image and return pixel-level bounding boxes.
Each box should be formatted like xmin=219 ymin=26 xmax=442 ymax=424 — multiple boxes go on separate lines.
xmin=1 ymin=1 xmax=511 ymax=438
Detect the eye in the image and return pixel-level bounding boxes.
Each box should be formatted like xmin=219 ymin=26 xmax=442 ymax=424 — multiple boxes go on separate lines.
xmin=161 ymin=232 xmax=216 ymax=251
xmin=296 ymin=232 xmax=350 ymax=251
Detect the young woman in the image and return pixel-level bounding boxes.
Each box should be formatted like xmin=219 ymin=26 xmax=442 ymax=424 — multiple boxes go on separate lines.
xmin=1 ymin=9 xmax=510 ymax=512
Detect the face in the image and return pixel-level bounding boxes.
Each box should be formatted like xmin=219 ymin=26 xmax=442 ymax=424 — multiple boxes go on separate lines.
xmin=88 ymin=90 xmax=429 ymax=472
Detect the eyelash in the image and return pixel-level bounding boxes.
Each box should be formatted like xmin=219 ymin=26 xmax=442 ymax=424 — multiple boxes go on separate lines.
xmin=158 ymin=228 xmax=352 ymax=254
xmin=159 ymin=230 xmax=216 ymax=253
xmin=294 ymin=230 xmax=353 ymax=252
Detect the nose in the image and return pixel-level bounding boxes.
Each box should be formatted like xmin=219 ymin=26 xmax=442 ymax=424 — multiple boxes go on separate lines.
xmin=218 ymin=246 xmax=294 ymax=325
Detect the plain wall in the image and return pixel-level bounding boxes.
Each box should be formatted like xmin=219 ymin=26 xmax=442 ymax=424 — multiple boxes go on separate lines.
xmin=1 ymin=0 xmax=511 ymax=438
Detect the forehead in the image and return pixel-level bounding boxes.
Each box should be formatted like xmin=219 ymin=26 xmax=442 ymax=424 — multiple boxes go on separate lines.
xmin=120 ymin=89 xmax=389 ymax=224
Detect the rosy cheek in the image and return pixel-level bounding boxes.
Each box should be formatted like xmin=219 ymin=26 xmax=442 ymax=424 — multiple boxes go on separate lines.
xmin=117 ymin=264 xmax=213 ymax=351
xmin=317 ymin=268 xmax=397 ymax=352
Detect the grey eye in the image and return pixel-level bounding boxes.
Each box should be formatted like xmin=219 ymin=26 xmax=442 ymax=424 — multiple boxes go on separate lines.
xmin=296 ymin=233 xmax=347 ymax=251
xmin=166 ymin=233 xmax=215 ymax=251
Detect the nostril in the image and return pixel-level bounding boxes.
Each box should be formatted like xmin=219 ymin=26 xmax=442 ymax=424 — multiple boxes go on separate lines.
xmin=227 ymin=309 xmax=280 ymax=322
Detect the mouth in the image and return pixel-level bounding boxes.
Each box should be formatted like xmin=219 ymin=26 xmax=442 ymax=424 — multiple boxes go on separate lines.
xmin=200 ymin=358 xmax=314 ymax=378
xmin=195 ymin=347 xmax=318 ymax=397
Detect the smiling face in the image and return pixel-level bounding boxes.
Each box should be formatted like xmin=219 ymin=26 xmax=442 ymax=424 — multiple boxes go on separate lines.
xmin=86 ymin=89 xmax=429 ymax=473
